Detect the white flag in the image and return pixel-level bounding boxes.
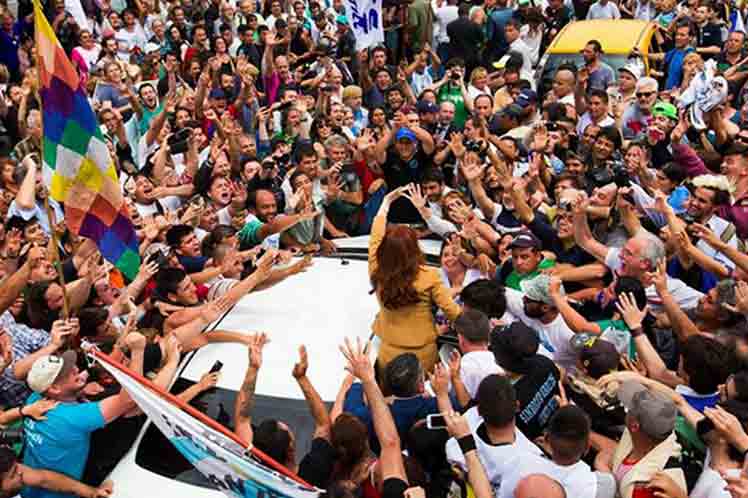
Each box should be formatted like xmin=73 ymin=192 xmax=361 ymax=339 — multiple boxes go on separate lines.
xmin=343 ymin=0 xmax=384 ymax=51
xmin=96 ymin=355 xmax=321 ymax=498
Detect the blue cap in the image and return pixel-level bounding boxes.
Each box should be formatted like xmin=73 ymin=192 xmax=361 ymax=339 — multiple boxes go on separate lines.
xmin=209 ymin=88 xmax=227 ymax=100
xmin=395 ymin=128 xmax=417 ymax=142
xmin=516 ymin=89 xmax=538 ymax=108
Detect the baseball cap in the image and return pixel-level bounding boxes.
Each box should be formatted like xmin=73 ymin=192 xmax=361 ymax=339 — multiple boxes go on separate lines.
xmin=27 ymin=350 xmax=77 ymax=393
xmin=395 ymin=128 xmax=417 ymax=142
xmin=571 ymin=334 xmax=619 ymax=378
xmin=498 ymin=103 xmax=523 ymax=120
xmin=517 ymin=0 xmax=531 ymax=5
xmin=416 ymin=100 xmax=439 ymax=114
xmin=336 ymin=14 xmax=348 ymax=24
xmin=490 ymin=321 xmax=540 ymax=361
xmin=209 ymin=88 xmax=227 ymax=100
xmin=520 ymin=274 xmax=563 ymax=305
xmin=510 ymin=230 xmax=541 ymax=249
xmin=145 ymin=42 xmax=161 ymax=54
xmin=618 ymin=61 xmax=642 ymax=80
xmin=618 ymin=381 xmax=677 ymax=439
xmin=516 ymin=89 xmax=538 ymax=108
xmin=652 ymin=101 xmax=678 ymax=121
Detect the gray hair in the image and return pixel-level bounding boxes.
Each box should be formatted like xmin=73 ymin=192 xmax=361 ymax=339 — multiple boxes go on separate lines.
xmin=635 ymin=77 xmax=658 ymax=93
xmin=324 ymin=134 xmax=348 ymax=149
xmin=637 ymin=233 xmax=665 ymax=270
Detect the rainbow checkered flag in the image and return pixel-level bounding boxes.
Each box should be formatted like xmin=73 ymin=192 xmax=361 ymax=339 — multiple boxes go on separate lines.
xmin=34 ymin=0 xmax=140 ymax=279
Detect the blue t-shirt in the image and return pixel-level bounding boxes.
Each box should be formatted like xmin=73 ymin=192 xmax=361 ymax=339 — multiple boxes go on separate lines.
xmin=665 ymin=47 xmax=695 ymax=90
xmin=22 ymin=393 xmax=106 ymax=498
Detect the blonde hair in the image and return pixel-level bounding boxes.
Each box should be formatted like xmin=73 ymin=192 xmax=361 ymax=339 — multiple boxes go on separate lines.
xmin=682 ymin=52 xmax=704 ymax=71
xmin=470 ymin=67 xmax=488 ymax=84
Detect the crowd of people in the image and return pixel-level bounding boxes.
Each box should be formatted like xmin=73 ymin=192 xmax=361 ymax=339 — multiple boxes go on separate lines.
xmin=1 ymin=0 xmax=748 ymax=496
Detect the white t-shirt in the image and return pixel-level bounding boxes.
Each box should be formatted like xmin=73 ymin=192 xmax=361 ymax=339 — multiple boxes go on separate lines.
xmin=576 ymin=112 xmax=615 ymax=136
xmin=499 ymin=451 xmax=615 ymax=498
xmin=504 ymin=287 xmax=578 ymax=370
xmin=445 ymin=407 xmax=542 ymax=495
xmin=603 ymin=248 xmax=703 ymax=310
xmin=586 ymin=2 xmax=621 ymax=19
xmin=115 ymin=26 xmax=148 ymax=61
xmin=691 ymin=450 xmax=739 ymax=498
xmin=460 ymin=350 xmax=503 ymax=399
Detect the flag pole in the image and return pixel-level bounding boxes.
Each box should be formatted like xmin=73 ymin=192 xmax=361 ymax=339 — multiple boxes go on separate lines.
xmin=33 ymin=7 xmax=70 ymax=319
xmin=43 ymin=199 xmax=70 ymax=319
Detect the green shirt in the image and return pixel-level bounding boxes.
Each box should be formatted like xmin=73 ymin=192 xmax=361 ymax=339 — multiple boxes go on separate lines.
xmin=437 ymin=84 xmax=467 ymax=128
xmin=504 ymin=259 xmax=555 ymax=291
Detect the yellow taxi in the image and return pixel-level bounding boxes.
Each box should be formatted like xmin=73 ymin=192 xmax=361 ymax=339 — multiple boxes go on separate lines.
xmin=536 ymin=19 xmax=658 ymax=94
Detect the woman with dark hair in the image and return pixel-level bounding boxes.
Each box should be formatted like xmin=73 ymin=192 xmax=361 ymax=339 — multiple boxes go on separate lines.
xmin=369 ymin=187 xmax=461 ymax=373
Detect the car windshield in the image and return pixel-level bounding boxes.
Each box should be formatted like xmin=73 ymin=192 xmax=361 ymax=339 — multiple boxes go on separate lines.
xmin=539 ymin=54 xmax=628 ymax=95
xmin=134 ymin=377 xmax=321 ymax=489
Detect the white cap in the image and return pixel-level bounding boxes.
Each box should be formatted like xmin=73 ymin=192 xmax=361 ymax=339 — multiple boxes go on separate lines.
xmin=27 ymin=351 xmax=77 ymax=393
xmin=145 ymin=42 xmax=161 ymax=54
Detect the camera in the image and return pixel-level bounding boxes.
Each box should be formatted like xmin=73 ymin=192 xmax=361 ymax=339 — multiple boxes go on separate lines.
xmin=678 ymin=212 xmax=698 ymax=225
xmin=0 ymin=427 xmax=24 ymax=446
xmin=450 ymin=70 xmax=461 ymax=81
xmin=168 ymin=128 xmax=191 ymax=154
xmin=608 ymin=159 xmax=630 ymax=189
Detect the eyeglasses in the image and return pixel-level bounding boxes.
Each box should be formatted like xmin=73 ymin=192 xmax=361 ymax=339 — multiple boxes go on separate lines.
xmin=636 ymin=91 xmax=656 ymax=98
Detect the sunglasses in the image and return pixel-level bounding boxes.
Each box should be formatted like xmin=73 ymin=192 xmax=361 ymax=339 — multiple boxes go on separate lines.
xmin=636 ymin=91 xmax=656 ymax=98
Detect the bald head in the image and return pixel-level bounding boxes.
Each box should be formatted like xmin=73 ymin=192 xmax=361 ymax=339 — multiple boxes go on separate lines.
xmin=514 ymin=474 xmax=566 ymax=498
xmin=553 ymin=69 xmax=575 ymax=97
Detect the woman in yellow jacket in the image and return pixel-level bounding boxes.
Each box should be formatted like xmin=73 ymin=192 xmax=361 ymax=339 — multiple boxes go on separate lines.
xmin=369 ymin=186 xmax=461 ymax=375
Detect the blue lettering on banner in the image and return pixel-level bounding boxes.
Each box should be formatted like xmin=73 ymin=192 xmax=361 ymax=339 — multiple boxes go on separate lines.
xmin=518 ymin=374 xmax=557 ymax=424
xmin=350 ymin=0 xmax=379 ymax=34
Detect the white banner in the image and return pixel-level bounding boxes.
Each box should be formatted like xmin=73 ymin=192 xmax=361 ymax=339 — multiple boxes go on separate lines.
xmin=342 ymin=0 xmax=384 ymax=51
xmin=97 ymin=357 xmax=321 ymax=498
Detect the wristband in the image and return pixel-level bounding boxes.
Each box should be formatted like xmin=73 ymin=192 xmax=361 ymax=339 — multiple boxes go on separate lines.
xmin=19 ymin=406 xmax=25 ymax=418
xmin=457 ymin=434 xmax=476 ymax=454
xmin=629 ymin=326 xmax=644 ymax=338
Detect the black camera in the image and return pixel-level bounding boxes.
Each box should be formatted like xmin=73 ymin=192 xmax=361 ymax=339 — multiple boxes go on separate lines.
xmin=608 ymin=160 xmax=630 ymax=189
xmin=678 ymin=212 xmax=698 ymax=225
xmin=0 ymin=427 xmax=24 ymax=446
xmin=168 ymin=128 xmax=192 ymax=154
xmin=450 ymin=70 xmax=461 ymax=81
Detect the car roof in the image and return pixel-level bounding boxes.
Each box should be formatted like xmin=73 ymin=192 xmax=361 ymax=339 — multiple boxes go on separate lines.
xmin=179 ymin=256 xmax=380 ymax=401
xmin=548 ymin=20 xmax=655 ymax=55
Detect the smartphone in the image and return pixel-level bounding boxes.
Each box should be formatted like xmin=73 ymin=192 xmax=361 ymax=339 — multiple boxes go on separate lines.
xmin=209 ymin=360 xmax=224 ymax=374
xmin=426 ymin=413 xmax=447 ymax=430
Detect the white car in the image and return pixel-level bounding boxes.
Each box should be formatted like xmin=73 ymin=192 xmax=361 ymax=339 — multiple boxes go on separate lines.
xmin=108 ymin=238 xmax=442 ymax=498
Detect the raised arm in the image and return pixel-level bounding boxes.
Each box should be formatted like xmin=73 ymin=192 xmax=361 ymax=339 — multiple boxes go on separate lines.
xmin=616 ymin=289 xmax=684 ymax=388
xmin=15 ymin=155 xmax=37 ymax=211
xmin=548 ymin=278 xmax=602 ymax=334
xmin=572 ymin=193 xmax=610 ymax=263
xmin=292 ymin=345 xmax=331 ymax=440
xmin=341 ymin=338 xmax=407 ymax=483
xmin=234 ymin=333 xmax=267 ymax=445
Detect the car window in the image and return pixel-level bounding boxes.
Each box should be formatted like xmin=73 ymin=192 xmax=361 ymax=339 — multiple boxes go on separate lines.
xmin=540 ymin=54 xmax=628 ymax=95
xmin=134 ymin=377 xmax=321 ymax=487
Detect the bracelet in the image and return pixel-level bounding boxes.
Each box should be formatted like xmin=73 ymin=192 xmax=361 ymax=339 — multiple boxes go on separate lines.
xmin=629 ymin=326 xmax=644 ymax=338
xmin=457 ymin=434 xmax=477 ymax=454
xmin=19 ymin=406 xmax=25 ymax=418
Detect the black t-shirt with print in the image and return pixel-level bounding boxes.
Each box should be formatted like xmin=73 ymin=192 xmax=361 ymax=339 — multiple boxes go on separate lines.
xmin=513 ymin=355 xmax=561 ymax=440
xmin=383 ymin=146 xmax=434 ymax=224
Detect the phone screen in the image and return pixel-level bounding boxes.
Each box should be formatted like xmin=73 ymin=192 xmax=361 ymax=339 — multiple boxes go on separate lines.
xmin=426 ymin=414 xmax=447 ymax=429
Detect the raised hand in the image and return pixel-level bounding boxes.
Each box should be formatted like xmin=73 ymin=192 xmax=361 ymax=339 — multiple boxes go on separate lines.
xmin=292 ymin=345 xmax=308 ymax=379
xmin=339 ymin=337 xmax=374 ymax=383
xmin=402 ymin=183 xmax=427 ymax=210
xmin=248 ymin=332 xmax=268 ymax=370
xmin=615 ymin=292 xmax=649 ymax=331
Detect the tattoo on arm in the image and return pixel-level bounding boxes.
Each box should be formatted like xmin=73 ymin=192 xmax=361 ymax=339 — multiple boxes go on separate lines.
xmin=238 ymin=370 xmax=258 ymax=419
